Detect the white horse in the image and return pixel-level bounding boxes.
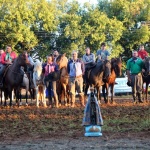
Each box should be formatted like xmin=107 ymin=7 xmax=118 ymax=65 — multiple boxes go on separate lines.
xmin=33 ymin=59 xmax=47 ymax=107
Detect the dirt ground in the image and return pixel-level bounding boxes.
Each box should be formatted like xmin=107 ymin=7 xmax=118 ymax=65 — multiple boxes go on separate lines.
xmin=0 ymin=132 xmax=150 ymax=150
xmin=0 ymin=96 xmax=150 ymax=150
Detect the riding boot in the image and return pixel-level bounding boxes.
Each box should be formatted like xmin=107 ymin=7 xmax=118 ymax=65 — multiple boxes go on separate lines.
xmin=137 ymin=93 xmax=143 ymax=103
xmin=70 ymin=94 xmax=75 ymax=108
xmin=48 ymin=96 xmax=53 ymax=108
xmin=53 ymin=94 xmax=59 ymax=108
xmin=79 ymin=94 xmax=85 ymax=107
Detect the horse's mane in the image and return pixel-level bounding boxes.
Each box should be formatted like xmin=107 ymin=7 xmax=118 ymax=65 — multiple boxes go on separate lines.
xmin=56 ymin=54 xmax=68 ymax=62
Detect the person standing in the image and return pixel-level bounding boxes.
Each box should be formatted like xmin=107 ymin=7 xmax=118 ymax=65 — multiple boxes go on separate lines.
xmin=97 ymin=42 xmax=110 ymax=62
xmin=67 ymin=50 xmax=85 ymax=107
xmin=126 ymin=50 xmax=144 ymax=103
xmin=138 ymin=44 xmax=148 ymax=60
xmin=43 ymin=55 xmax=59 ymax=108
xmin=52 ymin=50 xmax=59 ymax=63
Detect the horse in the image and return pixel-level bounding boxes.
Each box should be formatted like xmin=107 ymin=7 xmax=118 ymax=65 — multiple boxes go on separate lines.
xmin=33 ymin=59 xmax=47 ymax=108
xmin=84 ymin=60 xmax=112 ymax=104
xmin=18 ymin=71 xmax=34 ymax=106
xmin=3 ymin=52 xmax=30 ymax=107
xmin=142 ymin=57 xmax=150 ymax=102
xmin=102 ymin=57 xmax=122 ymax=104
xmin=56 ymin=54 xmax=70 ymax=106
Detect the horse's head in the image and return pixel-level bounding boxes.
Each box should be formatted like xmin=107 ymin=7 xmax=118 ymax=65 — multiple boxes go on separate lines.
xmin=17 ymin=52 xmax=30 ymax=67
xmin=111 ymin=57 xmax=122 ymax=77
xmin=103 ymin=60 xmax=111 ymax=78
xmin=56 ymin=53 xmax=68 ymax=69
xmin=143 ymin=57 xmax=150 ymax=74
xmin=33 ymin=59 xmax=43 ymax=80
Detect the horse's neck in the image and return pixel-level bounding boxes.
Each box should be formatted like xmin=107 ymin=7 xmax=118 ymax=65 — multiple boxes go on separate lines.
xmin=11 ymin=61 xmax=21 ymax=72
xmin=110 ymin=69 xmax=116 ymax=78
xmin=61 ymin=67 xmax=68 ymax=76
xmin=94 ymin=63 xmax=103 ymax=76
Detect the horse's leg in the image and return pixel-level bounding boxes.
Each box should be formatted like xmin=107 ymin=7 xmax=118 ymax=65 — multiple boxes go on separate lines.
xmin=96 ymin=86 xmax=101 ymax=104
xmin=36 ymin=87 xmax=40 ymax=107
xmin=0 ymin=89 xmax=2 ymax=105
xmin=62 ymin=84 xmax=68 ymax=106
xmin=43 ymin=86 xmax=47 ymax=107
xmin=106 ymin=83 xmax=109 ymax=103
xmin=4 ymin=89 xmax=7 ymax=107
xmin=145 ymin=83 xmax=148 ymax=102
xmin=25 ymin=89 xmax=28 ymax=106
xmin=110 ymin=84 xmax=115 ymax=104
xmin=8 ymin=88 xmax=13 ymax=107
xmin=102 ymin=84 xmax=106 ymax=103
xmin=19 ymin=89 xmax=22 ymax=106
xmin=84 ymin=83 xmax=89 ymax=101
xmin=66 ymin=84 xmax=70 ymax=106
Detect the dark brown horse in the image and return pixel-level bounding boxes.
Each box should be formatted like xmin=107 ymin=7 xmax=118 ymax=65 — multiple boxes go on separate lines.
xmin=102 ymin=58 xmax=122 ymax=104
xmin=142 ymin=57 xmax=150 ymax=102
xmin=84 ymin=60 xmax=111 ymax=104
xmin=3 ymin=52 xmax=30 ymax=107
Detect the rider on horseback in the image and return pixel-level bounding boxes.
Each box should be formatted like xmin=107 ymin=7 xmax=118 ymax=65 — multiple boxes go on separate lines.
xmin=0 ymin=45 xmax=17 ymax=87
xmin=82 ymin=47 xmax=96 ymax=83
xmin=96 ymin=42 xmax=110 ymax=62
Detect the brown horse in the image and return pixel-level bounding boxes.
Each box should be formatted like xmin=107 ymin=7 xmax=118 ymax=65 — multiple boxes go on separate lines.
xmin=102 ymin=58 xmax=122 ymax=104
xmin=56 ymin=54 xmax=70 ymax=106
xmin=84 ymin=60 xmax=112 ymax=104
xmin=142 ymin=57 xmax=150 ymax=102
xmin=3 ymin=52 xmax=30 ymax=107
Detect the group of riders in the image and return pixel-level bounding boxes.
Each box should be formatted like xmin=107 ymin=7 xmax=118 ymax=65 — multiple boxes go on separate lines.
xmin=0 ymin=43 xmax=148 ymax=107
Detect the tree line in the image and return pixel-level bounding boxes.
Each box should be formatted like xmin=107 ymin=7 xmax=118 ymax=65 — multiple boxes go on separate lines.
xmin=0 ymin=0 xmax=150 ymax=61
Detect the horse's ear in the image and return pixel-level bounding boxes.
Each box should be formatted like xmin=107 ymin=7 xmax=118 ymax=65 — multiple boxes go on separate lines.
xmin=63 ymin=53 xmax=66 ymax=56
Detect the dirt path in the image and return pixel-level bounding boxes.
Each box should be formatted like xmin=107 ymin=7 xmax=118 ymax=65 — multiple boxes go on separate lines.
xmin=0 ymin=133 xmax=150 ymax=150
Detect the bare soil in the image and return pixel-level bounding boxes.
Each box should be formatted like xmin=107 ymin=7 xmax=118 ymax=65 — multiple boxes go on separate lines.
xmin=0 ymin=96 xmax=150 ymax=150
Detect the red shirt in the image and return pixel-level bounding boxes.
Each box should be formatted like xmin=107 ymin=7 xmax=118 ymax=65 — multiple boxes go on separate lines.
xmin=0 ymin=52 xmax=6 ymax=64
xmin=138 ymin=50 xmax=148 ymax=60
xmin=4 ymin=51 xmax=17 ymax=64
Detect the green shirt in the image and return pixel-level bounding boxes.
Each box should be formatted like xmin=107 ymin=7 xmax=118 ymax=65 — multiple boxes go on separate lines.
xmin=126 ymin=57 xmax=143 ymax=74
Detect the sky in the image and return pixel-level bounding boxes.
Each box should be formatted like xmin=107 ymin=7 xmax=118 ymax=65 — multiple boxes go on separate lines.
xmin=74 ymin=0 xmax=98 ymax=5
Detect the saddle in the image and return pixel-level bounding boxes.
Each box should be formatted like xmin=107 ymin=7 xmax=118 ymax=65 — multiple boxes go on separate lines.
xmin=44 ymin=71 xmax=60 ymax=83
xmin=85 ymin=62 xmax=96 ymax=71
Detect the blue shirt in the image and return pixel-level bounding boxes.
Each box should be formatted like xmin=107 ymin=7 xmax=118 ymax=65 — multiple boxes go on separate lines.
xmin=67 ymin=59 xmax=85 ymax=77
xmin=97 ymin=49 xmax=110 ymax=62
xmin=82 ymin=53 xmax=95 ymax=64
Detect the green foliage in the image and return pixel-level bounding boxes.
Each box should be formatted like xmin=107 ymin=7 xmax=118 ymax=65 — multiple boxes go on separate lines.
xmin=0 ymin=0 xmax=150 ymax=60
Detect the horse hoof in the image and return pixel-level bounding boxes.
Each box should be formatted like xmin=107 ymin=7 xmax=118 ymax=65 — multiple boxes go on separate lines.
xmin=64 ymin=103 xmax=68 ymax=107
xmin=43 ymin=105 xmax=47 ymax=108
xmin=71 ymin=104 xmax=75 ymax=108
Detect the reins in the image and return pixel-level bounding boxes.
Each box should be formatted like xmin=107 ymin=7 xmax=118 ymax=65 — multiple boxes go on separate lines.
xmin=141 ymin=72 xmax=150 ymax=78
